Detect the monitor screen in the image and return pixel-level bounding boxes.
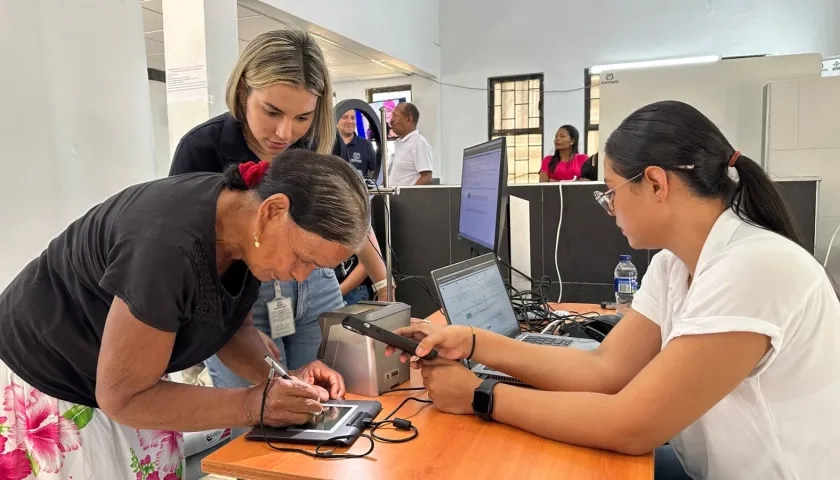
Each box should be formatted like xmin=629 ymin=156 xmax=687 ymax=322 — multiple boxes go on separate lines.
xmin=434 ymin=255 xmax=519 ymax=338
xmin=458 ymin=138 xmax=506 ymax=251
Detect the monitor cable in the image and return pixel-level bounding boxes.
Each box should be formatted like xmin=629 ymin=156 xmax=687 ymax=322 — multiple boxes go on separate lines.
xmin=258 ymin=379 xmax=432 ymax=459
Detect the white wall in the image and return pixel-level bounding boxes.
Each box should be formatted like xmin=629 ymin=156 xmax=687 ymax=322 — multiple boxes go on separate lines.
xmin=332 ymin=76 xmax=443 ymax=178
xmin=764 ymin=76 xmax=840 ymax=280
xmin=149 ymin=80 xmax=172 ymax=178
xmin=439 ymin=0 xmax=840 ymax=184
xmin=598 ymin=54 xmax=822 ymax=177
xmin=0 ymin=0 xmax=155 ymax=289
xmin=253 ymin=0 xmax=440 ymax=77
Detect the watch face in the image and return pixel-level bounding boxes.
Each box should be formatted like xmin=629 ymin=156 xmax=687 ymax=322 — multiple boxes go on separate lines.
xmin=473 ymin=390 xmax=492 ymax=414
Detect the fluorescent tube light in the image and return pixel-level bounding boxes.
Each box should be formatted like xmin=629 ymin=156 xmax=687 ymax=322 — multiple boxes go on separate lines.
xmin=590 ymin=55 xmax=720 ymax=74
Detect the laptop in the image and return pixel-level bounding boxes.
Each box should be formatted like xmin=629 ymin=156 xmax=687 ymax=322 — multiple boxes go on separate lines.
xmin=431 ymin=253 xmax=599 ymax=385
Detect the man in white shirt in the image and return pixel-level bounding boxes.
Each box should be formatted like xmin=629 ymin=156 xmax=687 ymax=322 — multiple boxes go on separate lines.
xmin=388 ymin=102 xmax=433 ymax=186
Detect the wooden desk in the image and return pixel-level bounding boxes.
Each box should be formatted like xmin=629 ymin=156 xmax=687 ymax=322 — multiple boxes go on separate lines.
xmin=203 ymin=303 xmax=653 ymax=480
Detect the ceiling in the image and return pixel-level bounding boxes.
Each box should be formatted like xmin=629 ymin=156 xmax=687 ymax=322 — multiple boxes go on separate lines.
xmin=141 ymin=0 xmax=407 ymax=83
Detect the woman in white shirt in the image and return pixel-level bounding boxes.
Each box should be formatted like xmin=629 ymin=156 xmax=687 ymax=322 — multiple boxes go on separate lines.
xmin=388 ymin=100 xmax=840 ymax=480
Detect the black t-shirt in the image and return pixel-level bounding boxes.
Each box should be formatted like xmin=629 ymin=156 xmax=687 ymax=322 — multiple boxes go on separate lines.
xmin=580 ymin=153 xmax=598 ymax=181
xmin=343 ymin=134 xmax=376 ymax=177
xmin=169 ymin=112 xmax=349 ymax=175
xmin=0 ymin=174 xmax=260 ymax=407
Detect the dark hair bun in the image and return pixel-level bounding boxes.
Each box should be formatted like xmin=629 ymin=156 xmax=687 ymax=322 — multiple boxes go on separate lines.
xmin=223 ymin=163 xmax=249 ymax=191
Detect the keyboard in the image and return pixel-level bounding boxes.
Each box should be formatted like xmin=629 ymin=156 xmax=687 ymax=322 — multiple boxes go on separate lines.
xmin=521 ymin=335 xmax=573 ymax=347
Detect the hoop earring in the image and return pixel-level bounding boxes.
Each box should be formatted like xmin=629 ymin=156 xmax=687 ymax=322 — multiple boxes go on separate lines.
xmin=253 ymin=233 xmax=261 ymax=249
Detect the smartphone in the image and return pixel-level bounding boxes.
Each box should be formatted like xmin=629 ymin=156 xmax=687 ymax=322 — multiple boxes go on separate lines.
xmin=341 ymin=316 xmax=438 ymax=360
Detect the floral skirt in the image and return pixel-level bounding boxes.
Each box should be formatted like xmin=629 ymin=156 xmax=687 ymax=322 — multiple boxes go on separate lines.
xmin=0 ymin=359 xmax=184 ymax=480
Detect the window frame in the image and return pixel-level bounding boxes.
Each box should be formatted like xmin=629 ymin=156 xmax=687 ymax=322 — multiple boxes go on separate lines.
xmin=583 ymin=68 xmax=599 ymax=155
xmin=487 ymin=73 xmax=545 ymax=184
xmin=487 ymin=73 xmax=544 ymax=140
xmin=366 ymin=84 xmax=413 ymax=103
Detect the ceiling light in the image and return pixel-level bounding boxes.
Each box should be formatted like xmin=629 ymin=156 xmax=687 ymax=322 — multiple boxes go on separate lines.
xmin=590 ymin=55 xmax=720 ymax=74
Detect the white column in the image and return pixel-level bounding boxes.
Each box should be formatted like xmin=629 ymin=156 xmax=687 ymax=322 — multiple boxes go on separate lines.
xmin=0 ymin=0 xmax=155 ymax=289
xmin=162 ymin=0 xmax=239 ymax=159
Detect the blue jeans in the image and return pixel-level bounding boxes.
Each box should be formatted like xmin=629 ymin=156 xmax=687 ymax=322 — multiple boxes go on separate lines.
xmin=343 ymin=284 xmax=372 ymax=306
xmin=205 ymin=268 xmax=344 ymax=387
xmin=655 ymin=445 xmax=692 ymax=480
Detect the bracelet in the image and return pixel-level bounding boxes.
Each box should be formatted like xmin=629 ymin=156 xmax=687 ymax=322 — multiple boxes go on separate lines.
xmin=466 ymin=326 xmax=476 ymax=362
xmin=372 ymin=279 xmax=391 ymax=292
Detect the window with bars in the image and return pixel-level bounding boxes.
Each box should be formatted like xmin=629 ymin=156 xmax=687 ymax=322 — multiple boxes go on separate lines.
xmin=488 ymin=74 xmax=544 ymax=184
xmin=583 ymin=70 xmax=600 ymax=155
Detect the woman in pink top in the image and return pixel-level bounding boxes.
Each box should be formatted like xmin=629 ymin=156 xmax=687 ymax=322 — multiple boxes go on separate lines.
xmin=540 ymin=125 xmax=589 ymax=182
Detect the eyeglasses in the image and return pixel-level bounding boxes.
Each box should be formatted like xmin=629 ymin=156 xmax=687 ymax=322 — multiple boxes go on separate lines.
xmin=593 ymin=165 xmax=695 ymax=215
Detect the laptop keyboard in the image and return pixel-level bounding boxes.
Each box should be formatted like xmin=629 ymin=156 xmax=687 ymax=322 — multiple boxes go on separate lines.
xmin=522 ymin=335 xmax=573 ymax=347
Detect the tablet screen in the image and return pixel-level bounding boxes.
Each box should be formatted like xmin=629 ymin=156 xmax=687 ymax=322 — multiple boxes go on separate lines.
xmin=288 ymin=405 xmax=355 ymax=434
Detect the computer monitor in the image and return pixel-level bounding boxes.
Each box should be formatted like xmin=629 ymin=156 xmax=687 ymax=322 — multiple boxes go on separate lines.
xmin=457 ymin=137 xmax=507 ymax=253
xmin=431 ymin=253 xmax=520 ymax=338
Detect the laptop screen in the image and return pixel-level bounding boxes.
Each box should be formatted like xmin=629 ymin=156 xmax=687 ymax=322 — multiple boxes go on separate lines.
xmin=433 ymin=254 xmax=520 ymax=338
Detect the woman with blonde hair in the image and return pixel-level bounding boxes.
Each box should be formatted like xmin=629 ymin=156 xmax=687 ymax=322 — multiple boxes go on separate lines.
xmin=170 ymin=29 xmax=392 ymax=387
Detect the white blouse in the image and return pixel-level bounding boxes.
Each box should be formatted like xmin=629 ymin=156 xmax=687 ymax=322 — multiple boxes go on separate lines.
xmin=633 ymin=209 xmax=840 ymax=480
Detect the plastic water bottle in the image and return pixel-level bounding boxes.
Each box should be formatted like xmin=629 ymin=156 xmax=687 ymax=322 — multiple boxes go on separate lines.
xmin=614 ymin=255 xmax=638 ymax=316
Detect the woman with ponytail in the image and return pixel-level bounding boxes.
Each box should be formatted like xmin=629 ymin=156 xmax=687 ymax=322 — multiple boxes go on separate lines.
xmin=0 ymin=150 xmax=370 ymax=476
xmin=385 ymin=101 xmax=840 ymax=480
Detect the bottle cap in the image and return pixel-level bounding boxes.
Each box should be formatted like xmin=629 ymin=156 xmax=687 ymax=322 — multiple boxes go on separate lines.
xmin=619 ymin=254 xmax=631 ymax=262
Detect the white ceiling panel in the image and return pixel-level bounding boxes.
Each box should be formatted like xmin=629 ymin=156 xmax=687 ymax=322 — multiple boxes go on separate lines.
xmin=329 ymin=69 xmax=351 ymax=81
xmin=147 ymin=54 xmax=165 ymax=70
xmin=238 ymin=15 xmax=289 ymax=42
xmin=141 ymin=1 xmax=412 ymax=81
xmin=141 ymin=7 xmax=163 ymax=32
xmin=331 ymin=62 xmax=397 ymax=77
xmin=349 ymin=73 xmax=407 ymax=81
xmin=145 ymin=37 xmax=164 ymax=56
xmin=237 ymin=5 xmax=256 ymax=18
xmin=145 ymin=30 xmax=164 ymax=43
xmin=323 ymin=49 xmax=369 ymax=67
xmin=140 ymin=0 xmax=162 ymax=13
xmin=314 ymin=37 xmax=338 ymax=52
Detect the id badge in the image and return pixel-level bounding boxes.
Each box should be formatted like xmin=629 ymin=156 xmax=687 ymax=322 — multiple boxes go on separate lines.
xmin=268 ymin=282 xmax=295 ymax=339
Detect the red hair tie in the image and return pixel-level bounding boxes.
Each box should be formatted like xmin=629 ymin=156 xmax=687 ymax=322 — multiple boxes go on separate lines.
xmin=238 ymin=161 xmax=270 ymax=188
xmin=728 ymin=151 xmax=741 ymax=167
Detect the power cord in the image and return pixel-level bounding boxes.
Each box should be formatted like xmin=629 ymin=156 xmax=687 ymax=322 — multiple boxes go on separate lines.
xmin=544 ymin=309 xmax=610 ymax=341
xmin=366 ymin=180 xmax=443 ymax=309
xmin=554 ymin=179 xmax=575 ymax=302
xmin=365 ymin=396 xmax=433 ymax=444
xmin=258 ymin=381 xmax=432 ymax=459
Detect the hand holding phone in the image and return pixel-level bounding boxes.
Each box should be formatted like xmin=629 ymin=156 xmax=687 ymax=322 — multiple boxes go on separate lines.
xmin=341 ymin=316 xmax=438 ymax=360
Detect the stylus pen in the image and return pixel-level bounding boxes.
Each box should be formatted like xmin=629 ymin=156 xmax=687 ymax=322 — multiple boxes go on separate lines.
xmin=264 ymin=356 xmax=325 ymax=418
xmin=264 ymin=355 xmax=292 ymax=380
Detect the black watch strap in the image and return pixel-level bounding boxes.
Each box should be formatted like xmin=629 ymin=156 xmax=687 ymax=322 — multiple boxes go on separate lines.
xmin=472 ymin=378 xmax=500 ymax=421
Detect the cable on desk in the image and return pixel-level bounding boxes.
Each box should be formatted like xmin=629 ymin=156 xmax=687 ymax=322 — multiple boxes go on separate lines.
xmin=259 ymin=380 xmax=431 ymax=459
xmin=365 ymin=396 xmax=433 ymax=444
xmin=387 ymin=386 xmax=427 ymax=392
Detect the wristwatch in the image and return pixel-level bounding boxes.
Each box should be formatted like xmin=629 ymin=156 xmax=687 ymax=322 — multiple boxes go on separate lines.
xmin=472 ymin=378 xmax=500 ymax=421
